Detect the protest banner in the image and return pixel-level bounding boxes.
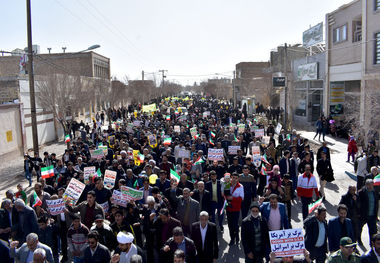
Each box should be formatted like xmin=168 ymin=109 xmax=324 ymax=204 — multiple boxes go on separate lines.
xmin=62 ymin=178 xmax=85 ymax=206
xmin=178 ymin=149 xmax=190 ymax=159
xmin=120 ymin=186 xmax=144 ymax=201
xmin=108 ymin=135 xmax=115 ymax=148
xmin=83 ymin=166 xmax=96 ymax=184
xmin=275 ymin=123 xmax=282 ymax=134
xmin=111 ymin=190 xmax=128 ymax=207
xmin=46 ymin=199 xmax=65 ymax=216
xmin=250 ymin=126 xmax=259 ymax=133
xmin=142 ymin=103 xmax=157 ymax=113
xmin=262 ymin=136 xmax=270 ymax=145
xmin=98 ymin=145 xmax=108 ymax=154
xmin=269 ymin=229 xmax=305 ymax=257
xmin=148 ymin=134 xmax=157 ymax=148
xmin=104 ymin=170 xmax=117 ymax=189
xmin=127 ymin=123 xmax=134 ymax=133
xmin=90 ymin=149 xmax=104 ymax=159
xmin=228 ymin=146 xmax=240 ymax=155
xmin=174 ymin=125 xmax=180 ymax=133
xmin=251 ymin=146 xmax=262 ymax=167
xmin=202 ymin=111 xmax=210 ymax=118
xmin=255 ymin=129 xmax=264 ymax=138
xmin=208 ymin=148 xmax=224 ymax=161
xmin=99 ymin=201 xmax=109 ymax=213
xmin=190 ymin=127 xmax=197 ymax=137
xmin=133 ymin=120 xmax=141 ymax=127
xmin=238 ymin=124 xmax=245 ymax=134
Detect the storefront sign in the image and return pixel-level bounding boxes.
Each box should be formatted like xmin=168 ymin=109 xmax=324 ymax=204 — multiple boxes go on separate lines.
xmin=297 ymin=62 xmax=318 ymax=81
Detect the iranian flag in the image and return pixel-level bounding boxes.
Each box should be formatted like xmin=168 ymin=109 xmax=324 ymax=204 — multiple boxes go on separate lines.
xmin=65 ymin=134 xmax=70 ymax=143
xmin=220 ymin=199 xmax=228 ymax=215
xmin=194 ymin=157 xmax=205 ymax=165
xmin=261 ymin=154 xmax=270 ymax=165
xmin=166 ymin=115 xmax=171 ymax=121
xmin=209 ymin=138 xmax=215 ymax=146
xmin=193 ymin=134 xmax=199 ymax=140
xmin=308 ymin=198 xmax=323 ymax=214
xmin=170 ymin=169 xmax=181 ymax=182
xmin=163 ymin=137 xmax=172 ymax=145
xmin=234 ymin=135 xmax=239 ymax=142
xmin=32 ymin=191 xmax=42 ymax=207
xmin=133 ymin=180 xmax=140 ymax=190
xmin=210 ymin=131 xmax=216 ymax=138
xmin=261 ymin=166 xmax=267 ymax=176
xmin=286 ymin=134 xmax=291 ymax=141
xmin=137 ymin=153 xmax=145 ymax=163
xmin=41 ymin=165 xmax=54 ymax=179
xmin=374 ymin=174 xmax=380 ymax=186
xmin=96 ymin=168 xmax=102 ymax=177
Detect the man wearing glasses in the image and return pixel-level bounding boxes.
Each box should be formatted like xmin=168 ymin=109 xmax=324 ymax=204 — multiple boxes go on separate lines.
xmin=327 ymin=237 xmax=360 ymax=262
xmin=83 ymin=230 xmax=111 ymax=263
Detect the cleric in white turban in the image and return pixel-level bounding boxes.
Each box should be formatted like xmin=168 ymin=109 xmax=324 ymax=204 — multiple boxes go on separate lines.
xmin=111 ymin=232 xmax=146 ymax=263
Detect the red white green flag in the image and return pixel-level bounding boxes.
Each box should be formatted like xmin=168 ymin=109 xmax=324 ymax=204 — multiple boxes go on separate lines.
xmin=261 ymin=154 xmax=270 ymax=165
xmin=220 ymin=199 xmax=228 ymax=215
xmin=65 ymin=134 xmax=70 ymax=143
xmin=194 ymin=157 xmax=205 ymax=165
xmin=170 ymin=169 xmax=181 ymax=182
xmin=374 ymin=174 xmax=380 ymax=186
xmin=209 ymin=138 xmax=215 ymax=146
xmin=261 ymin=166 xmax=267 ymax=176
xmin=308 ymin=198 xmax=323 ymax=214
xmin=32 ymin=191 xmax=42 ymax=207
xmin=163 ymin=137 xmax=172 ymax=145
xmin=234 ymin=135 xmax=239 ymax=142
xmin=166 ymin=115 xmax=171 ymax=121
xmin=41 ymin=165 xmax=54 ymax=179
xmin=137 ymin=153 xmax=145 ymax=163
xmin=210 ymin=131 xmax=216 ymax=138
xmin=96 ymin=168 xmax=102 ymax=177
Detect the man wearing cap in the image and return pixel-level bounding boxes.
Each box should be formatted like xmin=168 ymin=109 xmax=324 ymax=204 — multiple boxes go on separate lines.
xmin=241 ymin=202 xmax=269 ymax=263
xmin=112 ymin=231 xmax=145 ymax=263
xmin=161 ymin=226 xmax=197 ymax=263
xmin=327 ymin=237 xmax=360 ymax=262
xmin=90 ymin=214 xmax=117 ymax=250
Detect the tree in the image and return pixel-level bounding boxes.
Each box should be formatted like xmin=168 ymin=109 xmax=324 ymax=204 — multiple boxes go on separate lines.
xmin=36 ymin=74 xmax=93 ymax=141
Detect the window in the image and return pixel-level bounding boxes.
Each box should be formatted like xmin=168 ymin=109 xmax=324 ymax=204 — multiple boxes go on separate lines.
xmin=375 ymin=0 xmax=380 ymax=11
xmin=333 ymin=24 xmax=347 ymax=43
xmin=375 ymin=32 xmax=380 ymax=64
xmin=352 ymin=20 xmax=362 ymax=42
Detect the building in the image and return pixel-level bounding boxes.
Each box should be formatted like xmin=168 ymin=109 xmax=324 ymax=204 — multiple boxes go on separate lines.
xmin=325 ymin=0 xmax=380 ymax=142
xmin=291 ymin=53 xmax=326 ymax=124
xmin=235 ymin=62 xmax=271 ymax=106
xmin=0 ymin=48 xmax=111 ymax=157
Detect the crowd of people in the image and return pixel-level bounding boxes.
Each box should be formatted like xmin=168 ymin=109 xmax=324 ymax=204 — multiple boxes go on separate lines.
xmin=0 ymin=95 xmax=379 ymax=263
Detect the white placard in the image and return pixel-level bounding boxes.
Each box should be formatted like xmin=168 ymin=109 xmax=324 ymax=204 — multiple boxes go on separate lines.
xmin=269 ymin=229 xmax=305 ymax=257
xmin=228 ymin=146 xmax=240 ymax=155
xmin=104 ymin=170 xmax=117 ymax=189
xmin=208 ymin=148 xmax=224 ymax=161
xmin=46 ymin=199 xmax=65 ymax=216
xmin=62 ymin=178 xmax=86 ymax=206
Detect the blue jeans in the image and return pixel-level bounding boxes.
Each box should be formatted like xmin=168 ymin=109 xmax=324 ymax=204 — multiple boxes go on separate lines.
xmin=210 ymin=201 xmax=224 ymax=228
xmin=25 ymin=170 xmax=32 ymax=186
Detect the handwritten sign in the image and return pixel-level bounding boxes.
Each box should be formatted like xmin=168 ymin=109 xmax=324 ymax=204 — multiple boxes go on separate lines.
xmin=208 ymin=148 xmax=224 ymax=161
xmin=255 ymin=129 xmax=264 ymax=138
xmin=104 ymin=170 xmax=117 ymax=189
xmin=269 ymin=229 xmax=305 ymax=257
xmin=174 ymin=125 xmax=180 ymax=133
xmin=133 ymin=120 xmax=141 ymax=127
xmin=178 ymin=149 xmax=190 ymax=159
xmin=120 ymin=186 xmax=144 ymax=201
xmin=238 ymin=124 xmax=245 ymax=134
xmin=111 ymin=190 xmax=128 ymax=207
xmin=275 ymin=123 xmax=282 ymax=135
xmin=46 ymin=199 xmax=65 ymax=215
xmin=62 ymin=178 xmax=85 ymax=206
xmin=98 ymin=145 xmax=108 ymax=154
xmin=90 ymin=149 xmax=104 ymax=159
xmin=84 ymin=166 xmax=96 ymax=184
xmin=251 ymin=146 xmax=261 ymax=167
xmin=228 ymin=146 xmax=240 ymax=155
xmin=99 ymin=201 xmax=109 ymax=213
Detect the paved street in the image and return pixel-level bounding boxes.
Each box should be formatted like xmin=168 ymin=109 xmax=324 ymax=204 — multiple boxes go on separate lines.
xmin=0 ymin=129 xmax=374 ymax=262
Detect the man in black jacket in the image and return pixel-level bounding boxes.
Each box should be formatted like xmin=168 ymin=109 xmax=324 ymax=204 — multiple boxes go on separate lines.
xmin=83 ymin=231 xmax=111 ymax=263
xmin=360 ymin=233 xmax=380 ymax=263
xmin=191 ymin=211 xmax=219 ymax=263
xmin=339 ymin=186 xmax=360 ymax=244
xmin=304 ymin=206 xmax=328 ymax=263
xmin=241 ymin=202 xmax=269 ymax=263
xmin=191 ymin=181 xmax=211 ymax=215
xmin=205 ymin=171 xmax=224 ymax=231
xmin=358 ymin=179 xmax=378 ymax=245
xmin=161 ymin=227 xmax=197 ymax=263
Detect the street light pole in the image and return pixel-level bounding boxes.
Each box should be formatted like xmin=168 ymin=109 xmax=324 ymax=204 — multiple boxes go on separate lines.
xmin=26 ymin=0 xmax=39 ymax=156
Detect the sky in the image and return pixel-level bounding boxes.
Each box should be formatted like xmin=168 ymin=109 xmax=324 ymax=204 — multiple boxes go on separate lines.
xmin=1 ymin=0 xmax=350 ymax=85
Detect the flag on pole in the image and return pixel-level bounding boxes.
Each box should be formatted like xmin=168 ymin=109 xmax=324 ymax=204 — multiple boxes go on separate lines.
xmin=209 ymin=138 xmax=215 ymax=146
xmin=193 ymin=134 xmax=199 ymax=140
xmin=261 ymin=166 xmax=267 ymax=176
xmin=163 ymin=137 xmax=172 ymax=145
xmin=194 ymin=157 xmax=205 ymax=165
xmin=210 ymin=131 xmax=216 ymax=138
xmin=234 ymin=135 xmax=239 ymax=142
xmin=65 ymin=134 xmax=70 ymax=143
xmin=137 ymin=153 xmax=145 ymax=163
xmin=308 ymin=198 xmax=323 ymax=214
xmin=170 ymin=169 xmax=181 ymax=182
xmin=96 ymin=168 xmax=102 ymax=177
xmin=166 ymin=115 xmax=171 ymax=121
xmin=374 ymin=174 xmax=380 ymax=186
xmin=261 ymin=154 xmax=270 ymax=165
xmin=41 ymin=165 xmax=54 ymax=179
xmin=133 ymin=179 xmax=140 ymax=190
xmin=220 ymin=199 xmax=228 ymax=215
xmin=286 ymin=134 xmax=291 ymax=141
xmin=32 ymin=191 xmax=42 ymax=207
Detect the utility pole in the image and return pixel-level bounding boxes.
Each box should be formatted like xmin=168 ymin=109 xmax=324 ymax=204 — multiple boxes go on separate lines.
xmin=159 ymin=70 xmax=167 ymax=97
xmin=26 ymin=0 xmax=39 ymax=156
xmin=233 ymin=70 xmax=236 ymax=108
xmin=284 ymin=43 xmax=288 ymax=131
xmin=142 ymin=70 xmax=144 ymax=80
